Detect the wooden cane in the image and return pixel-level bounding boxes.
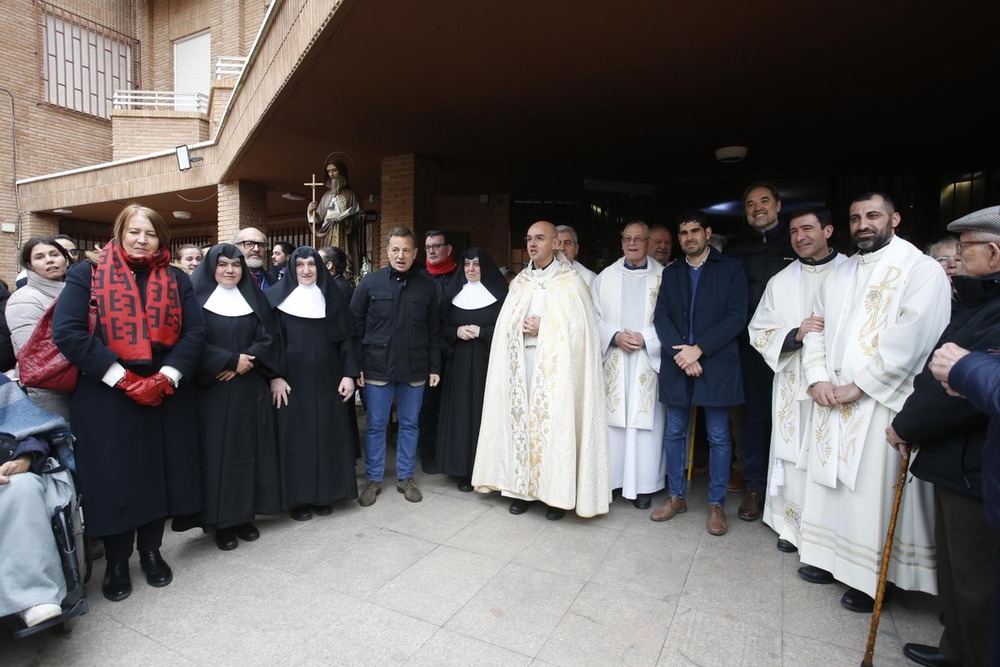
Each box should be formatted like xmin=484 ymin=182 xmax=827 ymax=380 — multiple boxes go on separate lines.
xmin=686 ymin=405 xmax=697 ymax=493
xmin=860 ymin=449 xmax=910 ymax=667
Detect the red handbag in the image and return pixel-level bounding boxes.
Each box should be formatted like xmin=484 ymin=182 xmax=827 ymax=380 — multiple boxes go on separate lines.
xmin=18 ymin=294 xmax=97 ymax=394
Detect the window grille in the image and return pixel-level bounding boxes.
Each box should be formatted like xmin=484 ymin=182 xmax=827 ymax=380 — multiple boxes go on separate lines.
xmin=36 ymin=1 xmax=141 ymax=119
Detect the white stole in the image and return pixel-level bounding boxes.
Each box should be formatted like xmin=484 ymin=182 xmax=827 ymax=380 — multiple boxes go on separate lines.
xmin=595 ymin=257 xmax=661 ymax=430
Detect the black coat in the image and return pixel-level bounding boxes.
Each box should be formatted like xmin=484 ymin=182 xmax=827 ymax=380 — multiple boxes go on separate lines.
xmin=724 ymin=222 xmax=795 ymax=325
xmin=52 ymin=261 xmax=206 ymax=537
xmin=653 ymin=248 xmax=747 ymax=407
xmin=0 ymin=284 xmax=15 ymax=373
xmin=350 ymin=266 xmax=440 ymax=383
xmin=893 ymin=272 xmax=1000 ymax=498
xmin=949 ymin=352 xmax=1000 ymax=529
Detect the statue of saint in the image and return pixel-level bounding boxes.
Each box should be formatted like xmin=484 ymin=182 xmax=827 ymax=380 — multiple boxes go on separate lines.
xmin=307 ymin=159 xmax=364 ymax=248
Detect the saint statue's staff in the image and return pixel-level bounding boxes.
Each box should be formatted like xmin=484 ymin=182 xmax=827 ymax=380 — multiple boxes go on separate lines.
xmin=304 ymin=173 xmax=323 ymax=248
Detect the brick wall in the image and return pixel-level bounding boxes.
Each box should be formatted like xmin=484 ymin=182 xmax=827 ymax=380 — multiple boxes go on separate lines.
xmin=434 ymin=195 xmax=511 ymax=271
xmin=112 ymin=110 xmax=209 ymax=160
xmin=0 ymin=0 xmax=132 ymax=283
xmin=378 ymin=154 xmax=440 ymax=269
xmin=217 ymin=180 xmax=267 ymax=243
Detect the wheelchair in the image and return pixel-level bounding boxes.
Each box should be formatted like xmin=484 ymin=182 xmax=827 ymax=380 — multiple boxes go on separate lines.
xmin=1 ymin=429 xmax=92 ymax=638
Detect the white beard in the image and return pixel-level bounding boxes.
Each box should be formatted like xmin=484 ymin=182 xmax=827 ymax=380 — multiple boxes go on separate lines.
xmin=246 ymin=257 xmax=264 ymax=269
xmin=328 ymin=176 xmax=346 ymax=194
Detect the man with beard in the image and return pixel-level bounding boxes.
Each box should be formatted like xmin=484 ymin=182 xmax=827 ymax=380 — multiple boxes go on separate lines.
xmin=473 ymin=221 xmax=610 ymax=520
xmin=649 ymin=224 xmax=673 ymax=266
xmin=651 ymin=211 xmax=747 ymax=536
xmin=796 ymin=192 xmax=951 ymax=613
xmin=269 ymin=241 xmax=294 ymax=283
xmin=724 ymin=182 xmax=796 ymax=520
xmin=307 ymin=159 xmax=364 ymax=251
xmin=233 ymin=227 xmax=275 ymax=292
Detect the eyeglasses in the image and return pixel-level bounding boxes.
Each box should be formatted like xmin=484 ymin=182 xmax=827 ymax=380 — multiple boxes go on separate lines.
xmin=934 ymin=256 xmax=957 ymax=266
xmin=622 ymin=236 xmax=648 ymax=244
xmin=236 ymin=240 xmax=269 ymax=250
xmin=67 ymin=249 xmax=81 ymax=257
xmin=425 ymin=243 xmax=446 ymax=251
xmin=955 ymin=240 xmax=994 ymax=254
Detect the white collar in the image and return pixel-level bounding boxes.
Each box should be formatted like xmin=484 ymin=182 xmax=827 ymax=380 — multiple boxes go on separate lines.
xmin=203 ymin=285 xmax=253 ymax=316
xmin=277 ymin=283 xmax=326 ymax=318
xmin=452 ymin=281 xmax=497 ymax=310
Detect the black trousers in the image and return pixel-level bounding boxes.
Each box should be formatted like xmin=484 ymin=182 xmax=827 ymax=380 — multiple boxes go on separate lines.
xmin=102 ymin=517 xmax=166 ymax=565
xmin=934 ymin=486 xmax=997 ymax=666
xmin=736 ymin=342 xmax=773 ymax=490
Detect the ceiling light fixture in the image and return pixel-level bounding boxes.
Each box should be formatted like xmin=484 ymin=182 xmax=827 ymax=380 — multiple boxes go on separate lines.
xmin=53 ymin=208 xmax=73 ymax=214
xmin=715 ymin=146 xmax=748 ymax=163
xmin=173 ymin=211 xmax=192 ymax=220
xmin=281 ymin=192 xmax=306 ymax=201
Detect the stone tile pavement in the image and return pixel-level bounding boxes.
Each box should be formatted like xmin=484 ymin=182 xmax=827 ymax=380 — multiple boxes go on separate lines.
xmin=2 ymin=463 xmax=940 ymax=666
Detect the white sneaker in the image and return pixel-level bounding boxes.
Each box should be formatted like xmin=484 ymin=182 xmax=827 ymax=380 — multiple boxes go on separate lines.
xmin=21 ymin=603 xmax=62 ymax=628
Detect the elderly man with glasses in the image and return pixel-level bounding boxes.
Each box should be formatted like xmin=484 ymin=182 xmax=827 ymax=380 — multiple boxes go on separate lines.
xmin=233 ymin=227 xmax=274 ymax=292
xmin=591 ymin=221 xmax=666 ymax=510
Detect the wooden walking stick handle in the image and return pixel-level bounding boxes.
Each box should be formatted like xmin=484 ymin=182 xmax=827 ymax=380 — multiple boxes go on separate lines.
xmin=861 ymin=449 xmax=910 ymax=666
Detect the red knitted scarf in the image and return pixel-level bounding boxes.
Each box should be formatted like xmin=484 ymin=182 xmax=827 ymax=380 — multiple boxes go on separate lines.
xmin=426 ymin=254 xmax=456 ymax=275
xmin=93 ymin=241 xmax=182 ymax=363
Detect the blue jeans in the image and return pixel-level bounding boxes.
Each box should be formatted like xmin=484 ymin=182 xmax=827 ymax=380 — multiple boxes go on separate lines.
xmin=664 ymin=403 xmax=732 ymax=505
xmin=363 ymin=382 xmax=425 ymax=482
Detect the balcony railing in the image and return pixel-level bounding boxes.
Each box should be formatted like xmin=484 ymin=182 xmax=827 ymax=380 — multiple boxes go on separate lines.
xmin=215 ymin=56 xmax=248 ymax=79
xmin=112 ymin=90 xmax=209 ymax=113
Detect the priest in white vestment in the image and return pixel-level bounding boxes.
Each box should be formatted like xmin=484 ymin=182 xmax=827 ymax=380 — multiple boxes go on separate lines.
xmin=798 ymin=193 xmax=951 ymax=611
xmin=556 ymin=225 xmax=597 ymax=287
xmin=748 ymin=207 xmax=845 ymax=551
xmin=592 ymin=222 xmax=665 ymax=509
xmin=473 ymin=221 xmax=611 ymax=520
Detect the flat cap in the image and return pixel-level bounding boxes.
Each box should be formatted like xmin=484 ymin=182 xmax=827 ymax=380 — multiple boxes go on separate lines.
xmin=947 ymin=205 xmax=1000 ymax=234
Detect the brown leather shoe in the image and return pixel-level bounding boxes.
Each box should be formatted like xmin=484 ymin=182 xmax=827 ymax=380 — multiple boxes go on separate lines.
xmin=650 ymin=495 xmax=687 ymax=522
xmin=707 ymin=503 xmax=727 ymax=535
xmin=738 ymin=489 xmax=765 ymax=521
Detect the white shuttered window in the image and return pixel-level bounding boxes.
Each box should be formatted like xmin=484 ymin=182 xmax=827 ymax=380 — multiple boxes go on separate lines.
xmin=173 ymin=32 xmax=211 ymax=112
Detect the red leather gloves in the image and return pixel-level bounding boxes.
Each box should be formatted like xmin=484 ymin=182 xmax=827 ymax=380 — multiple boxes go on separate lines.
xmin=116 ymin=371 xmax=175 ymax=407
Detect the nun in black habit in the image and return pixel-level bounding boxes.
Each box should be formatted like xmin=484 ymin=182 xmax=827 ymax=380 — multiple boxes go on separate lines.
xmin=190 ymin=243 xmax=284 ymax=550
xmin=267 ymin=247 xmax=359 ymax=520
xmin=436 ymin=248 xmax=507 ymax=491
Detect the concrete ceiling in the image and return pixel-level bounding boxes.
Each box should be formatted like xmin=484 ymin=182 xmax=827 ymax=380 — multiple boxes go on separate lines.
xmin=229 ymin=0 xmax=997 ymax=207
xmin=53 ymin=0 xmax=1000 ymax=228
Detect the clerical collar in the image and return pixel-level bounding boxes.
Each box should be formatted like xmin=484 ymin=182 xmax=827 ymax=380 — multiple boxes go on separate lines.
xmin=277 ymin=283 xmax=326 ymax=318
xmin=204 ymin=285 xmax=254 ymax=316
xmin=531 ymin=256 xmax=555 ymax=271
xmin=798 ymin=248 xmax=838 ymax=266
xmin=624 ymin=258 xmax=648 ymax=270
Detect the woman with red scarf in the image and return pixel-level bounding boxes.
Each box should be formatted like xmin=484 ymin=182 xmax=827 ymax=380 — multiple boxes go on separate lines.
xmin=53 ymin=203 xmax=206 ymax=603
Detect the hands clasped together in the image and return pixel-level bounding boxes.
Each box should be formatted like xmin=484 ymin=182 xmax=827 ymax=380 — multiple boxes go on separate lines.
xmin=116 ymin=370 xmax=175 ymax=407
xmin=672 ymin=343 xmax=702 ymax=378
xmin=616 ymin=329 xmax=646 ymax=353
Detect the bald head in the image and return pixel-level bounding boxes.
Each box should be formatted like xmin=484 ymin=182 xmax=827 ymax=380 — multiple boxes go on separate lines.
xmin=525 ymin=220 xmax=558 ymax=268
xmin=233 ymin=227 xmax=269 ymax=268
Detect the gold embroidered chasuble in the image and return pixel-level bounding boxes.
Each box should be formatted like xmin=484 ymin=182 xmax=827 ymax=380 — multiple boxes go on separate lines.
xmin=472 ymin=254 xmax=611 ymax=517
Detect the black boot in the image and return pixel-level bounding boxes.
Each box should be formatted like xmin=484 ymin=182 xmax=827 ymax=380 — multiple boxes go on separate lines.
xmin=138 ymin=550 xmax=173 ymax=587
xmin=102 ymin=561 xmax=132 ymax=602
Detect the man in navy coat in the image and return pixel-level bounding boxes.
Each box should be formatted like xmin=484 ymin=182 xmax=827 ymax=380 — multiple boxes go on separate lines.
xmin=650 ymin=211 xmax=748 ymax=536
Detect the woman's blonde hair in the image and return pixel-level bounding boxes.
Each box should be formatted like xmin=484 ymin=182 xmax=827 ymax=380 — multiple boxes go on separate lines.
xmin=112 ymin=203 xmax=171 ymax=247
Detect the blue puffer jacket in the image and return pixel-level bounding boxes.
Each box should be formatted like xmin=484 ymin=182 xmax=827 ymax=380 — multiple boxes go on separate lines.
xmin=948 ymin=351 xmax=1000 ymax=530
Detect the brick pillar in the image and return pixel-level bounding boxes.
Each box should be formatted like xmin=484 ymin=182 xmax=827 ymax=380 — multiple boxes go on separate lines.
xmin=378 ymin=154 xmax=436 ymax=269
xmin=217 ymin=180 xmax=267 ymax=244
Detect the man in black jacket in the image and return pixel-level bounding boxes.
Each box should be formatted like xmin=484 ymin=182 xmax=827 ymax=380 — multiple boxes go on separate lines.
xmin=416 ymin=230 xmax=456 ymax=474
xmin=351 ymin=227 xmax=441 ymax=507
xmin=724 ymin=182 xmax=795 ymax=520
xmin=888 ymin=206 xmax=1000 ymax=667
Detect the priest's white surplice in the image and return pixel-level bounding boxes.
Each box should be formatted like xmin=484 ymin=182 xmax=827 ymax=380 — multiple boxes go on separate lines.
xmin=593 ymin=257 xmax=665 ymax=499
xmin=798 ymin=236 xmax=951 ymax=596
xmin=748 ymin=253 xmax=844 ymax=547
